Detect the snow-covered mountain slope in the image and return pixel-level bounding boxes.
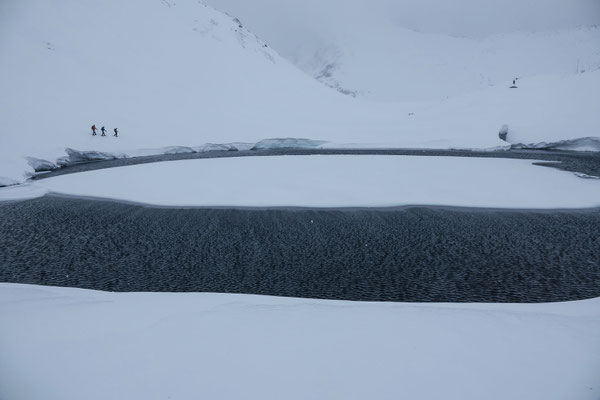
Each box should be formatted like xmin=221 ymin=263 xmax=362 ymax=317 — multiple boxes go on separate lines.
xmin=0 ymin=0 xmax=362 ymax=183
xmin=206 ymin=0 xmax=600 ymax=101
xmin=392 ymin=70 xmax=600 ymax=148
xmin=317 ymin=27 xmax=600 ymax=102
xmin=1 ymin=0 xmax=599 ymax=185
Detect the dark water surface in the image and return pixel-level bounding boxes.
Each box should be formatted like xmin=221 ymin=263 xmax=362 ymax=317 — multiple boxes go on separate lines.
xmin=1 ymin=195 xmax=599 ymax=302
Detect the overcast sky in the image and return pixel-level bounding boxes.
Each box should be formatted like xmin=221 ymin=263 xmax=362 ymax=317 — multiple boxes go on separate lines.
xmin=206 ymin=0 xmax=600 ymax=58
xmin=383 ymin=0 xmax=600 ymax=37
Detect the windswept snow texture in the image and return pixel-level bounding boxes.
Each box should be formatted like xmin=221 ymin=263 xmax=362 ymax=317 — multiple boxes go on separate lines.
xmin=30 ymin=156 xmax=600 ymax=208
xmin=1 ymin=284 xmax=599 ymax=400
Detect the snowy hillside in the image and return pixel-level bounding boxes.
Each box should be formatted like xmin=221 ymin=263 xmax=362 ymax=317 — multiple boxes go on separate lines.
xmin=305 ymin=27 xmax=600 ymax=102
xmin=1 ymin=0 xmax=599 ymax=185
xmin=0 ymin=0 xmax=359 ymax=183
xmin=207 ymin=0 xmax=600 ymax=101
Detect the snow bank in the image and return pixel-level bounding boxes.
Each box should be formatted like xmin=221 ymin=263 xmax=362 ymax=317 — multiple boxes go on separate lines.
xmin=251 ymin=138 xmax=327 ymax=150
xmin=194 ymin=142 xmax=254 ymax=152
xmin=0 ymin=184 xmax=48 ymax=201
xmin=28 ymin=156 xmax=600 ymax=208
xmin=55 ymin=148 xmax=124 ymax=167
xmin=1 ymin=283 xmax=599 ymax=400
xmin=25 ymin=157 xmax=56 ymax=172
xmin=0 ymin=177 xmax=19 ymax=187
xmin=0 ymin=140 xmax=314 ymax=187
xmin=509 ymin=136 xmax=600 ymax=152
xmin=159 ymin=146 xmax=196 ymax=155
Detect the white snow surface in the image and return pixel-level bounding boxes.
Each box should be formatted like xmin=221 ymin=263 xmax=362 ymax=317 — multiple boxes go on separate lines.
xmin=26 ymin=155 xmax=600 ymax=208
xmin=1 ymin=0 xmax=599 ymax=185
xmin=205 ymin=0 xmax=600 ymax=101
xmin=0 ymin=183 xmax=48 ymax=201
xmin=1 ymin=283 xmax=599 ymax=400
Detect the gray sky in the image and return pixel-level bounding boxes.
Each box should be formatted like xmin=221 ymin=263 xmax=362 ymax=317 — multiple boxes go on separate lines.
xmin=383 ymin=0 xmax=600 ymax=37
xmin=206 ymin=0 xmax=600 ymax=53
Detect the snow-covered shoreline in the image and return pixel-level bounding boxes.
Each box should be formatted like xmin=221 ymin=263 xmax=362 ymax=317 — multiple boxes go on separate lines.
xmin=3 ymin=135 xmax=600 ymax=188
xmin=9 ymin=154 xmax=599 ymax=209
xmin=1 ymin=283 xmax=599 ymax=400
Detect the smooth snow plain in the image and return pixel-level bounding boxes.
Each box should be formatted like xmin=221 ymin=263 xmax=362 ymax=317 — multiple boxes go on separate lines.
xmin=1 ymin=283 xmax=599 ymax=400
xmin=23 ymin=155 xmax=600 ymax=208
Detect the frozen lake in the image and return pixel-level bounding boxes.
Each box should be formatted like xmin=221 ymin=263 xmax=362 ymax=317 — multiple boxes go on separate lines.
xmin=21 ymin=154 xmax=600 ymax=208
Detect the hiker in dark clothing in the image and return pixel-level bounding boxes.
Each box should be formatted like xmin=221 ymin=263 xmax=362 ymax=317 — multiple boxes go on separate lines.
xmin=113 ymin=128 xmax=118 ymax=137
xmin=101 ymin=126 xmax=106 ymax=136
xmin=91 ymin=124 xmax=97 ymax=136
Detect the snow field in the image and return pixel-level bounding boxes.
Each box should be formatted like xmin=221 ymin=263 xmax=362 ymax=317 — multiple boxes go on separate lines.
xmin=20 ymin=155 xmax=600 ymax=208
xmin=0 ymin=283 xmax=599 ymax=400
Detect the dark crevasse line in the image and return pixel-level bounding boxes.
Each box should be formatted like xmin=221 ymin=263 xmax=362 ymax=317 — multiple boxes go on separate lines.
xmin=1 ymin=195 xmax=599 ymax=303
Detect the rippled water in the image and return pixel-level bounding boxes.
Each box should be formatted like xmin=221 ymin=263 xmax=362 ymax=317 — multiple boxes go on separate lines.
xmin=1 ymin=196 xmax=599 ymax=302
